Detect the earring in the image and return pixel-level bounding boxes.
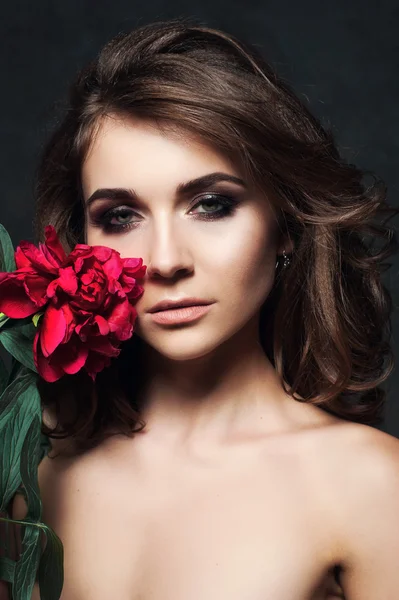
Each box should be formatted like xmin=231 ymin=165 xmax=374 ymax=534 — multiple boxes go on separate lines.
xmin=275 ymin=249 xmax=291 ymax=270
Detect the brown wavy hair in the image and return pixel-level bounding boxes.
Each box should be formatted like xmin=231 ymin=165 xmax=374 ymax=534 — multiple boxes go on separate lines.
xmin=33 ymin=16 xmax=399 ymax=457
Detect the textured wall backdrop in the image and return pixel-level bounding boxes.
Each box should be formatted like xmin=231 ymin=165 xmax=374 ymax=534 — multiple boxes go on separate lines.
xmin=1 ymin=0 xmax=398 ymax=436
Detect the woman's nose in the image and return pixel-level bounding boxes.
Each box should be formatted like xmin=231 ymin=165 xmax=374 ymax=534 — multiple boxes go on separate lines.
xmin=143 ymin=221 xmax=194 ymax=280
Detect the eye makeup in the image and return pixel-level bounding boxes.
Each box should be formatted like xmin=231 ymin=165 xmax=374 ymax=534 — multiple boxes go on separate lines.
xmin=88 ymin=193 xmax=240 ymax=234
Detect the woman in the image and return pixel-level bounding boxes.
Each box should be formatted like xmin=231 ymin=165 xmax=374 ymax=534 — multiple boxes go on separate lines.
xmin=6 ymin=16 xmax=399 ymax=600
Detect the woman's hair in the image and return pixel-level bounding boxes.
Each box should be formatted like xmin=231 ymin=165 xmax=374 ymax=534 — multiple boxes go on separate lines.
xmin=33 ymin=16 xmax=399 ymax=456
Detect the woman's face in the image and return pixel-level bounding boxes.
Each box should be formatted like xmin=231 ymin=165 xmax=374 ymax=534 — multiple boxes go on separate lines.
xmin=82 ymin=115 xmax=288 ymax=362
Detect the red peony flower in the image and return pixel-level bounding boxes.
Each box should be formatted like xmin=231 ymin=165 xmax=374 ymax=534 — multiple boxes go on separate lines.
xmin=0 ymin=225 xmax=147 ymax=382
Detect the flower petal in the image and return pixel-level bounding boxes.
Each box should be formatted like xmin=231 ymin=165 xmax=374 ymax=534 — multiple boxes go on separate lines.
xmin=87 ymin=336 xmax=120 ymax=357
xmin=40 ymin=304 xmax=68 ymax=357
xmin=15 ymin=240 xmax=59 ymax=274
xmin=93 ymin=315 xmax=110 ymax=336
xmin=106 ymin=300 xmax=136 ymax=339
xmin=46 ymin=266 xmax=78 ymax=299
xmin=33 ymin=332 xmax=65 ymax=382
xmin=0 ymin=272 xmax=43 ymax=318
xmin=52 ymin=337 xmax=89 ymax=375
xmin=102 ymin=251 xmax=123 ymax=281
xmin=42 ymin=225 xmax=68 ymax=265
xmin=23 ymin=272 xmax=52 ymax=307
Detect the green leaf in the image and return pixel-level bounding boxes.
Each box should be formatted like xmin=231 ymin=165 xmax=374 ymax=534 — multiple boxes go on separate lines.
xmin=12 ymin=523 xmax=41 ymax=600
xmin=0 ymin=556 xmax=16 ymax=582
xmin=0 ymin=315 xmax=36 ymax=333
xmin=0 ymin=367 xmax=37 ymax=427
xmin=6 ymin=417 xmax=44 ymax=598
xmin=6 ymin=356 xmax=23 ymax=388
xmin=0 ymin=353 xmax=9 ymax=395
xmin=32 ymin=312 xmax=44 ymax=328
xmin=0 ymin=328 xmax=37 ymax=374
xmin=16 ymin=320 xmax=37 ymax=343
xmin=20 ymin=416 xmax=42 ymax=521
xmin=0 ymin=511 xmax=11 ymax=559
xmin=0 ymin=517 xmax=64 ymax=598
xmin=0 ymin=312 xmax=10 ymax=328
xmin=0 ymin=223 xmax=16 ymax=273
xmin=37 ymin=525 xmax=64 ymax=600
xmin=0 ymin=371 xmax=41 ymax=510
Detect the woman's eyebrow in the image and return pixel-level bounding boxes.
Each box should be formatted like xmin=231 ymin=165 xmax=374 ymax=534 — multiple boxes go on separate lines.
xmin=84 ymin=171 xmax=247 ymax=207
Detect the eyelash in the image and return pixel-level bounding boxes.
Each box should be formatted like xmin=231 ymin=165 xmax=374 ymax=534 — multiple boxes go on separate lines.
xmin=90 ymin=194 xmax=239 ymax=233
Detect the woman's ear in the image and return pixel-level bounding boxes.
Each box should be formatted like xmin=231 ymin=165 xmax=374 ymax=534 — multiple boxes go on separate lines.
xmin=277 ymin=234 xmax=294 ymax=256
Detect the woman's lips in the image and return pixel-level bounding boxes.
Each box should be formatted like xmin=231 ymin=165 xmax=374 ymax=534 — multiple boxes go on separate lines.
xmin=149 ymin=303 xmax=213 ymax=325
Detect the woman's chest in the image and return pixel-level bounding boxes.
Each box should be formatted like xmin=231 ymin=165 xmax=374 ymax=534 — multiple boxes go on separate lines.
xmin=39 ymin=445 xmax=344 ymax=600
xmin=125 ymin=496 xmax=339 ymax=600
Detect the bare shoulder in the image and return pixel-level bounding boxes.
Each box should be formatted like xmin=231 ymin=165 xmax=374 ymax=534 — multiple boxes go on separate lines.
xmin=318 ymin=419 xmax=399 ymax=499
xmin=36 ymin=433 xmax=133 ymax=538
xmin=38 ymin=439 xmax=114 ymax=505
xmin=320 ymin=420 xmax=399 ymax=598
xmin=326 ymin=420 xmax=399 ymax=481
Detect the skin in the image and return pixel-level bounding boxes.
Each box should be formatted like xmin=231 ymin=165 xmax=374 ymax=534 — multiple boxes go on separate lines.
xmin=2 ymin=114 xmax=364 ymax=599
xmin=4 ymin=113 xmax=399 ymax=600
xmin=61 ymin=114 xmax=346 ymax=599
xmin=81 ymin=113 xmax=306 ymax=459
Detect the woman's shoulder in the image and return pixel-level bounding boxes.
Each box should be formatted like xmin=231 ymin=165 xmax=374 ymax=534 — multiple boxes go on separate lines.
xmin=319 ymin=421 xmax=399 ymax=597
xmin=305 ymin=417 xmax=399 ymax=494
xmin=323 ymin=419 xmax=399 ymax=472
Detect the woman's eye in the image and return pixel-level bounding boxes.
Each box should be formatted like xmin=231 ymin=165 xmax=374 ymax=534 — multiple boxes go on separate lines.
xmin=91 ymin=194 xmax=239 ymax=234
xmin=93 ymin=208 xmax=137 ymax=232
xmin=191 ymin=197 xmax=227 ymax=214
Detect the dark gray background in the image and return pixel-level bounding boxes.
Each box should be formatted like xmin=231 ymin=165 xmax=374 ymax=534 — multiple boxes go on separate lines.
xmin=1 ymin=0 xmax=398 ymax=437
